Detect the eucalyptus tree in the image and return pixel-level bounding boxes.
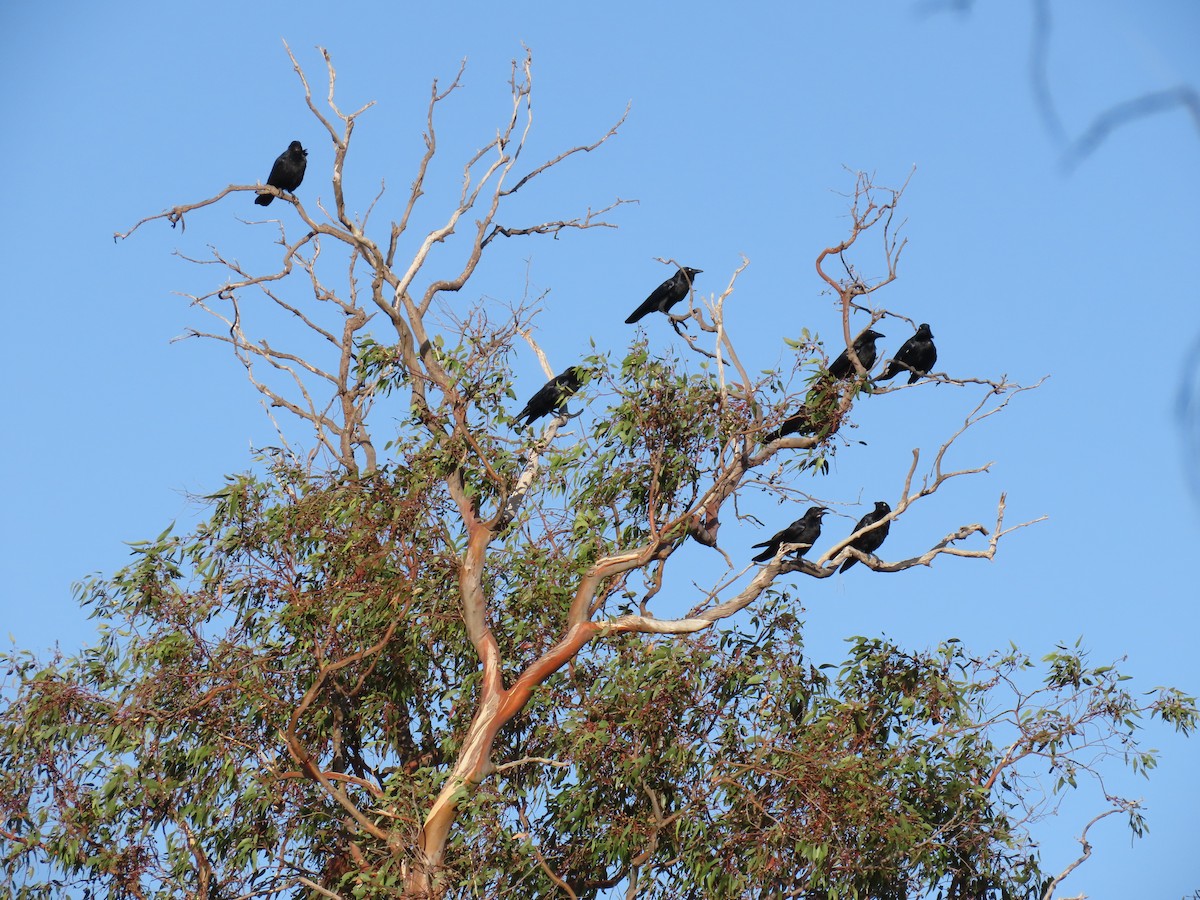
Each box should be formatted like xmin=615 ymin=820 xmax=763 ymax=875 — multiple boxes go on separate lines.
xmin=1 ymin=48 xmax=1192 ymax=900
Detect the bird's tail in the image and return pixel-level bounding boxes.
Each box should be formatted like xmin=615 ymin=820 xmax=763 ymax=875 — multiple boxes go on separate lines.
xmin=255 ymin=192 xmax=274 ymax=206
xmin=838 ymin=557 xmax=858 ymax=573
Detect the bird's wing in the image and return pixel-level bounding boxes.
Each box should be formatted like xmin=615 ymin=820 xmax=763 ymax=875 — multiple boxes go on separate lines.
xmin=625 ymin=293 xmax=662 ymax=324
xmin=649 ymin=277 xmax=674 ymax=302
xmin=828 ymin=351 xmax=851 ymax=378
xmin=515 ymin=385 xmax=552 ymax=422
xmin=266 ymin=155 xmax=288 ymax=185
xmin=553 ymin=374 xmax=578 ymax=398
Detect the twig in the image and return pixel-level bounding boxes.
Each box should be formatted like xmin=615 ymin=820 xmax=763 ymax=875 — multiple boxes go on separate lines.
xmin=1039 ymin=804 xmax=1130 ymax=900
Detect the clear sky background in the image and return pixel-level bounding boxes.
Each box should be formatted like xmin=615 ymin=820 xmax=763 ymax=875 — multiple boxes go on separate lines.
xmin=2 ymin=1 xmax=1197 ymax=897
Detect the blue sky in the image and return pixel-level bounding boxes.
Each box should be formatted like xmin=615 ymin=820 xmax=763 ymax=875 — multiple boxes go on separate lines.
xmin=2 ymin=1 xmax=1198 ymax=896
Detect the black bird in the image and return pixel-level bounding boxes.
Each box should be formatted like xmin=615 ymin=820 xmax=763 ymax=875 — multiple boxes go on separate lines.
xmin=762 ymin=409 xmax=817 ymax=444
xmin=513 ymin=366 xmax=587 ymax=427
xmin=255 ymin=140 xmax=308 ymax=206
xmin=762 ymin=387 xmax=843 ymax=443
xmin=752 ymin=505 xmax=829 ymax=563
xmin=877 ymin=323 xmax=937 ymax=384
xmin=839 ymin=501 xmax=891 ymax=573
xmin=762 ymin=374 xmax=852 ymax=445
xmin=827 ymin=329 xmax=884 ymax=380
xmin=624 ymin=267 xmax=702 ymax=324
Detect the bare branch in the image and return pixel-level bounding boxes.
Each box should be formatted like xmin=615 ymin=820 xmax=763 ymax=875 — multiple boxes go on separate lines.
xmin=501 ymin=103 xmax=629 ymax=197
xmin=295 ymin=877 xmax=348 ymax=900
xmin=388 ymin=59 xmax=467 ymax=270
xmin=1040 ymin=804 xmax=1132 ymax=900
xmin=489 ymin=756 xmax=571 ymax=776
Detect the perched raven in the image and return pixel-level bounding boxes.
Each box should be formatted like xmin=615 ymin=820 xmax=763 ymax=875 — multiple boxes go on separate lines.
xmin=878 ymin=323 xmax=937 ymax=384
xmin=762 ymin=389 xmax=843 ymax=443
xmin=255 ymin=140 xmax=308 ymax=206
xmin=839 ymin=501 xmax=891 ymax=572
xmin=513 ymin=366 xmax=587 ymax=427
xmin=827 ymin=329 xmax=884 ymax=380
xmin=762 ymin=409 xmax=818 ymax=444
xmin=625 ymin=267 xmax=702 ymax=324
xmin=752 ymin=505 xmax=828 ymax=563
